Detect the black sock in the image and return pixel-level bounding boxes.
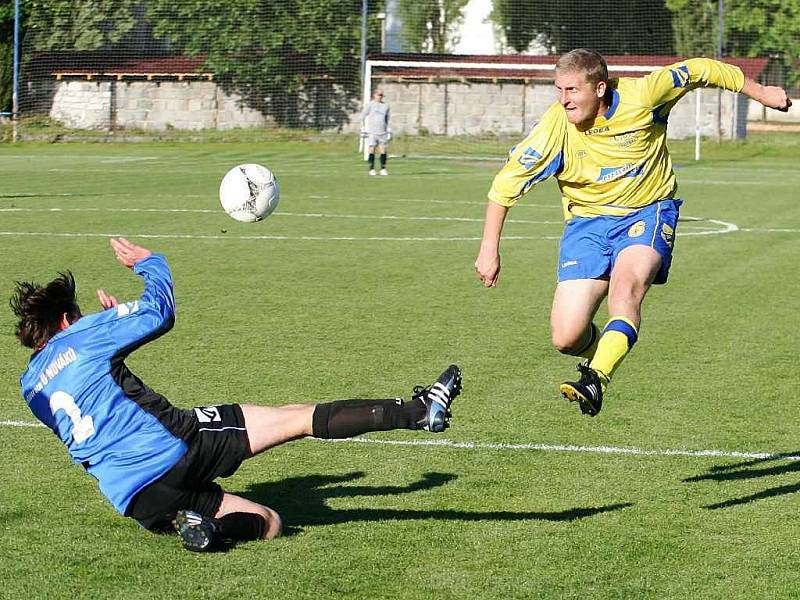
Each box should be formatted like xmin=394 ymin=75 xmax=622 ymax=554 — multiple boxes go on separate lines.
xmin=380 ymin=153 xmax=387 ymax=168
xmin=368 ymin=153 xmax=375 ymax=170
xmin=216 ymin=512 xmax=267 ymax=541
xmin=312 ymin=398 xmax=425 ymax=439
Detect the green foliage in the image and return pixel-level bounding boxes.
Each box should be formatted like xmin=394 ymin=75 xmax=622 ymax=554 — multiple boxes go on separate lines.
xmin=667 ymin=0 xmax=800 ymax=87
xmin=397 ymin=0 xmax=469 ymax=53
xmin=0 ymin=0 xmax=17 ymax=113
xmin=665 ymin=0 xmax=719 ymax=57
xmin=726 ymin=0 xmax=800 ymax=87
xmin=491 ymin=0 xmax=674 ymax=54
xmin=20 ymin=1 xmax=375 ymax=128
xmin=146 ymin=0 xmax=366 ymax=128
xmin=25 ymin=0 xmax=138 ymax=50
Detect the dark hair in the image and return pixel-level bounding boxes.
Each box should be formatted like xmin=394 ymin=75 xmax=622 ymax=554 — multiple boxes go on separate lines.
xmin=556 ymin=48 xmax=609 ymax=85
xmin=10 ymin=271 xmax=81 ymax=349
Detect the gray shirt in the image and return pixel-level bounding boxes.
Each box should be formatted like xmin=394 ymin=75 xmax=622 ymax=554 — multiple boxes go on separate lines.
xmin=362 ymin=100 xmax=390 ymax=134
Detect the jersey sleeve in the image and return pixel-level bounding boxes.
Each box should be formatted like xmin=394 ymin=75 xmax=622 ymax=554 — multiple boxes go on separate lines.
xmin=106 ymin=253 xmax=176 ymax=355
xmin=487 ymin=103 xmax=566 ymax=207
xmin=639 ymin=58 xmax=745 ymax=109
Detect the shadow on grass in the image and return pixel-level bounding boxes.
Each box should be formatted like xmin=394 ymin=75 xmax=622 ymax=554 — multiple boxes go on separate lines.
xmin=243 ymin=471 xmax=632 ymax=534
xmin=684 ymin=452 xmax=800 ymax=509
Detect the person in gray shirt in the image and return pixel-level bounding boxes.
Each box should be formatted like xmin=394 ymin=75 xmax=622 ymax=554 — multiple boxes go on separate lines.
xmin=361 ymin=90 xmax=391 ymax=175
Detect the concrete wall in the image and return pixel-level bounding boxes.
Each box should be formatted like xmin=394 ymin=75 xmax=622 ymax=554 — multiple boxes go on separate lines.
xmin=747 ymin=96 xmax=800 ymax=122
xmin=347 ymin=79 xmax=752 ymax=140
xmin=45 ymin=77 xmax=796 ymax=137
xmin=49 ymin=79 xmax=267 ymax=131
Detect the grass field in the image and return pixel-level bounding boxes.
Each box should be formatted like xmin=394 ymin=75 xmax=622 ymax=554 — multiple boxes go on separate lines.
xmin=1 ymin=132 xmax=799 ymax=599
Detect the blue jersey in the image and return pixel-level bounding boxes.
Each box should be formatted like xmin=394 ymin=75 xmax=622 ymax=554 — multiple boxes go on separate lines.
xmin=20 ymin=254 xmax=189 ymax=515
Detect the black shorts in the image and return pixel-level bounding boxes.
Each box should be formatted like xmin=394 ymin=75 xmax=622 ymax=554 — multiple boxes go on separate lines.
xmin=126 ymin=404 xmax=250 ymax=532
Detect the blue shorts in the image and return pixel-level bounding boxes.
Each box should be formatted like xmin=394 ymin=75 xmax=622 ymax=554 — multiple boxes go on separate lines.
xmin=557 ymin=199 xmax=682 ymax=285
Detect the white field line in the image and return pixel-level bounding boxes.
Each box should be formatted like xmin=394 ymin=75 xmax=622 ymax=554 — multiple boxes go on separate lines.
xmin=739 ymin=227 xmax=800 ymax=233
xmin=0 ymin=207 xmax=559 ymax=225
xmin=0 ymin=207 xmax=742 ymax=237
xmin=0 ymin=419 xmax=45 ymax=428
xmin=322 ymin=437 xmax=800 ymax=461
xmin=99 ymin=157 xmax=159 ymax=163
xmin=0 ymin=224 xmax=741 ymax=242
xmin=0 ymin=231 xmax=547 ymax=242
xmin=2 ymin=417 xmax=798 ymax=462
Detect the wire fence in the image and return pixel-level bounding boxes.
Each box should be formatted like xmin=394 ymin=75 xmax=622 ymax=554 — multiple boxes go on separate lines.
xmin=1 ymin=0 xmax=797 ymax=144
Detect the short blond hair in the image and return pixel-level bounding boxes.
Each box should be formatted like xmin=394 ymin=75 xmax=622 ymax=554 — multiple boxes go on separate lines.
xmin=556 ymin=48 xmax=608 ymax=85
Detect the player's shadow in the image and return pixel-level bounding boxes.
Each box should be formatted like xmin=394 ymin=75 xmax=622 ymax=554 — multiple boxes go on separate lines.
xmin=683 ymin=452 xmax=800 ymax=509
xmin=243 ymin=471 xmax=631 ymax=535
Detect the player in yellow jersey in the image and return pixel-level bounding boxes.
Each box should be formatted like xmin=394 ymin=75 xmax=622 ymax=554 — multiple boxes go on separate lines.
xmin=474 ymin=48 xmax=791 ymax=416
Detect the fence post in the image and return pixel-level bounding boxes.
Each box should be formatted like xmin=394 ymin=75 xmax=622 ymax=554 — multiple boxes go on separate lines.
xmin=12 ymin=0 xmax=20 ymax=142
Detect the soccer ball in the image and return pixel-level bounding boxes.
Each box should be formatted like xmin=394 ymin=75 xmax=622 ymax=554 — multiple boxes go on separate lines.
xmin=219 ymin=163 xmax=280 ymax=222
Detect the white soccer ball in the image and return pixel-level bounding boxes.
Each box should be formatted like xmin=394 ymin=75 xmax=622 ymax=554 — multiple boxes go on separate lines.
xmin=219 ymin=163 xmax=280 ymax=222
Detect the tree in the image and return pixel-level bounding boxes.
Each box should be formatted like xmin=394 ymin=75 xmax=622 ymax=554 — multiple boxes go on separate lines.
xmin=19 ymin=0 xmax=374 ymax=129
xmin=0 ymin=0 xmax=21 ymax=114
xmin=491 ymin=0 xmax=675 ymax=55
xmin=397 ymin=0 xmax=469 ymax=53
xmin=24 ymin=0 xmax=138 ymax=51
xmin=665 ymin=0 xmax=718 ymax=57
xmin=147 ymin=0 xmax=368 ymax=128
xmin=667 ymin=0 xmax=800 ymax=87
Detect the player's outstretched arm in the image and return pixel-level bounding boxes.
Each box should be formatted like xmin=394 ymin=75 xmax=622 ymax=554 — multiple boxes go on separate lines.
xmin=110 ymin=237 xmax=152 ymax=268
xmin=741 ymin=78 xmax=792 ymax=112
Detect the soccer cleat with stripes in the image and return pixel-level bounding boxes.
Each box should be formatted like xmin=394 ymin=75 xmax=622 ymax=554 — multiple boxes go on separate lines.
xmin=173 ymin=510 xmax=218 ymax=552
xmin=560 ymin=362 xmax=604 ymax=416
xmin=413 ymin=364 xmax=462 ymax=432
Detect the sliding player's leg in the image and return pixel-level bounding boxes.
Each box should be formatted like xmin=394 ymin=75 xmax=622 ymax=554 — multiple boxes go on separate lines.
xmin=173 ymin=365 xmax=463 ymax=550
xmin=242 ymin=364 xmax=463 ymax=456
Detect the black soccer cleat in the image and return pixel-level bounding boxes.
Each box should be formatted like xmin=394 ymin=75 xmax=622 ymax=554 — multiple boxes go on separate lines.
xmin=413 ymin=364 xmax=462 ymax=432
xmin=174 ymin=510 xmax=218 ymax=552
xmin=560 ymin=362 xmax=604 ymax=416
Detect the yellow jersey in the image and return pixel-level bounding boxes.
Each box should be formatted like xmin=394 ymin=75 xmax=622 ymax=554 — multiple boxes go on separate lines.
xmin=488 ymin=58 xmax=745 ymax=219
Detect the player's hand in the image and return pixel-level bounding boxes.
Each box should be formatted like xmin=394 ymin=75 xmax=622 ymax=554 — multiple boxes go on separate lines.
xmin=95 ymin=288 xmax=118 ymax=309
xmin=386 ymin=129 xmax=393 ymax=141
xmin=110 ymin=237 xmax=152 ymax=268
xmin=761 ymin=85 xmax=792 ymax=112
xmin=475 ymin=249 xmax=501 ymax=288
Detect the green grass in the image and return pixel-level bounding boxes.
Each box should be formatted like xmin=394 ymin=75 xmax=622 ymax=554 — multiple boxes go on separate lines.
xmin=1 ymin=133 xmax=800 ymax=599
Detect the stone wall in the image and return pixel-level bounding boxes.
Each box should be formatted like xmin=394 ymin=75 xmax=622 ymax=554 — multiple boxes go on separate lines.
xmin=346 ymin=79 xmax=751 ymax=140
xmin=44 ymin=77 xmax=794 ymax=138
xmin=49 ymin=79 xmax=267 ymax=131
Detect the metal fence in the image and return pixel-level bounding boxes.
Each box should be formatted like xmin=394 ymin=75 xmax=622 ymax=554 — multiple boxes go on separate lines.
xmin=1 ymin=0 xmax=797 ymax=142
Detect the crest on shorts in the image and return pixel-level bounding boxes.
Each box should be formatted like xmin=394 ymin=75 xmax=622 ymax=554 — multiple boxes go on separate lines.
xmin=627 ymin=220 xmax=646 ymax=238
xmin=661 ymin=223 xmax=675 ymax=247
xmin=195 ymin=406 xmax=222 ymax=423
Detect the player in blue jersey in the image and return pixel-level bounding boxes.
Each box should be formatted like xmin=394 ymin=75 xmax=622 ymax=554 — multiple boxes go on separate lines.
xmin=11 ymin=237 xmax=462 ymax=551
xmin=475 ymin=48 xmax=791 ymax=416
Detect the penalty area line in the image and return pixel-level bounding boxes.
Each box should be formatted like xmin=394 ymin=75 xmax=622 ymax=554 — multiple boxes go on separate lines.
xmin=1 ymin=416 xmax=797 ymax=461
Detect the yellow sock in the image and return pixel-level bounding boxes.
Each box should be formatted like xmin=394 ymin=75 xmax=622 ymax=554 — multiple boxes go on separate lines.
xmin=590 ymin=317 xmax=639 ymax=386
